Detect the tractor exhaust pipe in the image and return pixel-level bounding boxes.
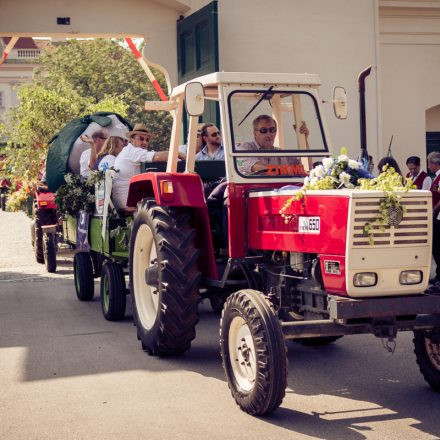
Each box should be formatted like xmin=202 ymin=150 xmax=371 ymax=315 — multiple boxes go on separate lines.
xmin=358 ymin=65 xmax=372 ymax=165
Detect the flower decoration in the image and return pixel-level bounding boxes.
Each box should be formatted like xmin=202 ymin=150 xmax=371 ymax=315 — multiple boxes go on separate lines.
xmin=55 ymin=170 xmax=104 ymax=216
xmin=280 ymin=150 xmax=416 ymax=245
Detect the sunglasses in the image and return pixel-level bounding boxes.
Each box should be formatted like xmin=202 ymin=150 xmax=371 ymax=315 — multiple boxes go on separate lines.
xmin=209 ymin=131 xmax=221 ymax=137
xmin=255 ymin=127 xmax=277 ymax=134
xmin=137 ymin=136 xmax=150 ymax=142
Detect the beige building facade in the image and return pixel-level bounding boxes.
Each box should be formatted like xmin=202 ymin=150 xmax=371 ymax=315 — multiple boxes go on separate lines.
xmin=0 ymin=0 xmax=439 ymax=170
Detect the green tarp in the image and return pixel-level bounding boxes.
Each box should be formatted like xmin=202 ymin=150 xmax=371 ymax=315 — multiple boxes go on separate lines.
xmin=46 ymin=112 xmax=132 ymax=192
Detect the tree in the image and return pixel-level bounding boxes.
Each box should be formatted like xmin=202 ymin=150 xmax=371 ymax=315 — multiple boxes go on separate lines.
xmin=0 ymin=39 xmax=172 ymax=206
xmin=34 ymin=39 xmax=171 ymax=150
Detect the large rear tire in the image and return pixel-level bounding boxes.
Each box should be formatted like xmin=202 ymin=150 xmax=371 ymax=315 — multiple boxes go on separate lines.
xmin=414 ymin=329 xmax=440 ymax=391
xmin=74 ymin=252 xmax=94 ymax=301
xmin=220 ymin=289 xmax=287 ymax=415
xmin=43 ymin=232 xmax=57 ymax=273
xmin=130 ymin=200 xmax=201 ymax=356
xmin=100 ymin=261 xmax=126 ymax=321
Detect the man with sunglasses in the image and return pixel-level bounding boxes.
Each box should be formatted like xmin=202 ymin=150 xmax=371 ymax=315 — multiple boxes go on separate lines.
xmin=79 ymin=130 xmax=108 ymax=178
xmin=236 ymin=114 xmax=309 ymax=175
xmin=112 ymin=123 xmax=183 ymax=209
xmin=196 ymin=123 xmax=225 ymax=161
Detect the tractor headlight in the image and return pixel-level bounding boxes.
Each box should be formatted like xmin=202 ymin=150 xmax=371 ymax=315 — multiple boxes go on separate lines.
xmin=399 ymin=270 xmax=422 ymax=285
xmin=353 ymin=272 xmax=377 ymax=287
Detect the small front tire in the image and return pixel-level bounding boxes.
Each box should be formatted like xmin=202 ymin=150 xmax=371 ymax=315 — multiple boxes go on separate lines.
xmin=414 ymin=329 xmax=440 ymax=391
xmin=74 ymin=252 xmax=94 ymax=301
xmin=43 ymin=232 xmax=57 ymax=273
xmin=220 ymin=289 xmax=287 ymax=415
xmin=100 ymin=261 xmax=126 ymax=321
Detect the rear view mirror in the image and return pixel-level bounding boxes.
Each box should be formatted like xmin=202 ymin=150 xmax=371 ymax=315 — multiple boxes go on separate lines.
xmin=333 ymin=86 xmax=348 ymax=120
xmin=185 ymin=82 xmax=205 ymax=116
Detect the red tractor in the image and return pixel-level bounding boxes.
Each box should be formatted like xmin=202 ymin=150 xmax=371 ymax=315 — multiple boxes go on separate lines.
xmin=80 ymin=72 xmax=439 ymax=416
xmin=30 ymin=187 xmax=59 ymax=272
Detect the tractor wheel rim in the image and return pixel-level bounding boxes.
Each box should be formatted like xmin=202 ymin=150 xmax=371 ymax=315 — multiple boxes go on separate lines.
xmin=133 ymin=223 xmax=159 ymax=330
xmin=103 ymin=274 xmax=109 ymax=312
xmin=228 ymin=316 xmax=257 ymax=391
xmin=425 ymin=337 xmax=440 ymax=371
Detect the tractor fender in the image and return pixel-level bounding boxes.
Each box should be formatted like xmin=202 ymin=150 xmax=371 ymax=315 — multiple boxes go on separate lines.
xmin=127 ymin=172 xmax=218 ymax=280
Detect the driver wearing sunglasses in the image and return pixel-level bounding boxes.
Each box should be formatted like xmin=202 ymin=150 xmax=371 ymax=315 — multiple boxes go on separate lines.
xmin=236 ymin=114 xmax=309 ymax=175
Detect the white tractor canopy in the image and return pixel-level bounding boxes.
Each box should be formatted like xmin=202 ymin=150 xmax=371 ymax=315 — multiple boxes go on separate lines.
xmin=163 ymin=71 xmax=332 ymax=183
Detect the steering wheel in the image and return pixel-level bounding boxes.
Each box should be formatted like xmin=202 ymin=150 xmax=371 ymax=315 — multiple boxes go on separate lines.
xmin=248 ymin=168 xmax=269 ymax=176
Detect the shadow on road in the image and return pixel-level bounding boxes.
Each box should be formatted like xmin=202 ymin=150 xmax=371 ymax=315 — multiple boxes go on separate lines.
xmin=1 ymin=277 xmax=440 ymax=440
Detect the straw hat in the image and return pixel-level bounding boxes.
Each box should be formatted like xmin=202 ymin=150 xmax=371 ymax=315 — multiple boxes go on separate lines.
xmin=127 ymin=123 xmax=151 ymax=139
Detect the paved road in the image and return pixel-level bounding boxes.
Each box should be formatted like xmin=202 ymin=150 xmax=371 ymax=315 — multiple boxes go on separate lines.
xmin=1 ymin=210 xmax=440 ymax=440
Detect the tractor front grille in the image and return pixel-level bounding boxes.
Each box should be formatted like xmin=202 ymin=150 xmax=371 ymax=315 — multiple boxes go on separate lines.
xmin=350 ymin=196 xmax=430 ymax=247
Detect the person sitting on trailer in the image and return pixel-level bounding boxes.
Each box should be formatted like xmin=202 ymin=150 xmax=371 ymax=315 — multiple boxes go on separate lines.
xmin=79 ymin=130 xmax=108 ymax=178
xmin=112 ymin=123 xmax=185 ymax=210
xmin=405 ymin=156 xmax=432 ymax=190
xmin=95 ymin=136 xmax=126 ymax=171
xmin=236 ymin=115 xmax=309 ymax=175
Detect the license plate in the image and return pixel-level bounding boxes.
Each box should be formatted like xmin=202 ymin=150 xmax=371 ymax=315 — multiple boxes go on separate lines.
xmin=298 ymin=216 xmax=320 ymax=234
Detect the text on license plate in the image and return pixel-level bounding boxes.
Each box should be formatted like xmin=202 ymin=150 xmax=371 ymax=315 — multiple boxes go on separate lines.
xmin=298 ymin=216 xmax=321 ymax=234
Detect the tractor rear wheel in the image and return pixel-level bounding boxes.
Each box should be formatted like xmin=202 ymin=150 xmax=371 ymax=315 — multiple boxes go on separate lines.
xmin=414 ymin=329 xmax=440 ymax=391
xmin=130 ymin=200 xmax=201 ymax=356
xmin=74 ymin=252 xmax=94 ymax=301
xmin=220 ymin=289 xmax=287 ymax=415
xmin=43 ymin=232 xmax=57 ymax=273
xmin=100 ymin=261 xmax=126 ymax=321
xmin=34 ymin=212 xmax=44 ymax=264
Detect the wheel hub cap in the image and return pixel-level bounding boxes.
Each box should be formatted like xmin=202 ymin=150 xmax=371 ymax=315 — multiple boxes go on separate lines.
xmin=229 ymin=316 xmax=257 ymax=392
xmin=425 ymin=337 xmax=440 ymax=371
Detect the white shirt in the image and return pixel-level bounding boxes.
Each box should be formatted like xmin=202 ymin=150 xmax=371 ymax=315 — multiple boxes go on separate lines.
xmin=79 ymin=149 xmax=91 ymax=178
xmin=413 ymin=171 xmax=432 ymax=191
xmin=112 ymin=143 xmax=156 ymax=209
xmin=97 ymin=155 xmax=116 ymax=171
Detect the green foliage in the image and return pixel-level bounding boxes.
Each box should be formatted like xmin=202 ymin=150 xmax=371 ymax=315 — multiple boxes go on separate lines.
xmin=35 ymin=39 xmax=171 ymax=150
xmin=0 ymin=39 xmax=172 ymax=200
xmin=55 ymin=171 xmax=103 ymax=216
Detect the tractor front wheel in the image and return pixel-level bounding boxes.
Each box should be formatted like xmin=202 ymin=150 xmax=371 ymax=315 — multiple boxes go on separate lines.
xmin=130 ymin=200 xmax=201 ymax=356
xmin=220 ymin=289 xmax=287 ymax=415
xmin=100 ymin=261 xmax=126 ymax=321
xmin=414 ymin=329 xmax=440 ymax=391
xmin=74 ymin=252 xmax=94 ymax=301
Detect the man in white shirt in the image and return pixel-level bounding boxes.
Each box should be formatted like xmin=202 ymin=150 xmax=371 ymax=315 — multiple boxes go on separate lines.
xmin=405 ymin=156 xmax=432 ymax=190
xmin=79 ymin=130 xmax=107 ymax=178
xmin=112 ymin=123 xmax=183 ymax=209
